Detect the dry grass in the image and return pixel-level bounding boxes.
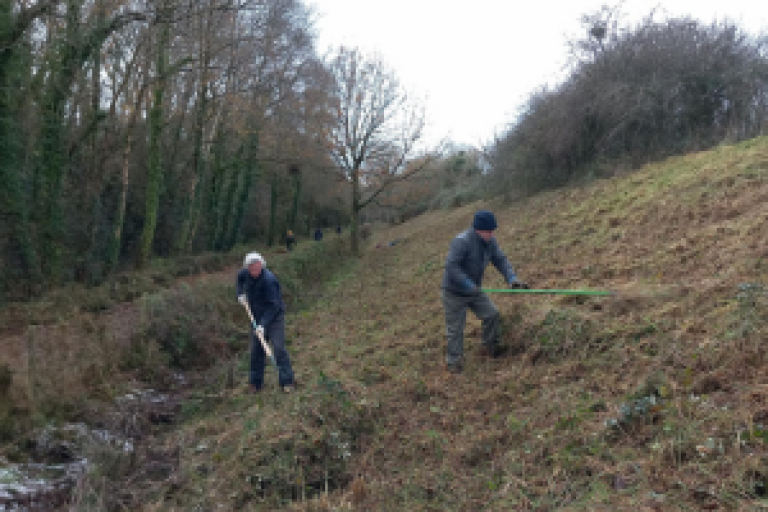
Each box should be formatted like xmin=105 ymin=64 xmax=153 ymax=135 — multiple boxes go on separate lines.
xmin=258 ymin=136 xmax=768 ymax=510
xmin=9 ymin=138 xmax=768 ymax=509
xmin=0 ymin=262 xmax=243 ymax=417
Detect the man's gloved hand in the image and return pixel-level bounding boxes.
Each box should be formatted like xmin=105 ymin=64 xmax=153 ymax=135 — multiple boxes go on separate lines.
xmin=238 ymin=294 xmax=247 ymax=306
xmin=253 ymin=324 xmax=265 ymax=337
xmin=508 ymin=280 xmax=530 ymax=290
xmin=463 ymin=277 xmax=480 ymax=295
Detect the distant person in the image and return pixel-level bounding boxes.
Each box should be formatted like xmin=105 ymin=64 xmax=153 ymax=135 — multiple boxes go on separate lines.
xmin=336 ymin=225 xmax=342 ymax=234
xmin=286 ymin=230 xmax=295 ymax=251
xmin=441 ymin=210 xmax=529 ymax=373
xmin=314 ymin=228 xmax=323 ymax=241
xmin=360 ymin=223 xmax=372 ymax=240
xmin=236 ymin=252 xmax=295 ymax=393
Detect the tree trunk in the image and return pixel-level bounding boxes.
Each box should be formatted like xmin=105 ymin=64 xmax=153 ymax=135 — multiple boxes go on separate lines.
xmin=288 ymin=167 xmax=301 ymax=231
xmin=268 ymin=170 xmax=278 ymax=247
xmin=85 ymin=7 xmax=103 ymax=283
xmin=220 ymin=145 xmax=250 ymax=251
xmin=205 ymin=130 xmax=226 ymax=250
xmin=0 ymin=2 xmax=41 ymax=286
xmin=37 ymin=78 xmax=69 ymax=281
xmin=138 ymin=17 xmax=169 ymax=268
xmin=175 ymin=82 xmax=208 ymax=253
xmin=351 ymin=167 xmax=360 ymax=254
xmin=108 ymin=130 xmax=133 ymax=273
xmin=214 ymin=158 xmax=239 ymax=251
xmin=174 ymin=11 xmax=210 ymax=254
xmin=227 ymin=131 xmax=259 ymax=250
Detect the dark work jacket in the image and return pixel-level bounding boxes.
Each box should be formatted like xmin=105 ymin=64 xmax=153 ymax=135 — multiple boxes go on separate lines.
xmin=236 ymin=268 xmax=285 ymax=328
xmin=441 ymin=229 xmax=517 ymax=296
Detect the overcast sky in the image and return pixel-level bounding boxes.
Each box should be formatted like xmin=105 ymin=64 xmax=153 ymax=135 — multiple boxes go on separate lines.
xmin=307 ymin=0 xmax=768 ymax=148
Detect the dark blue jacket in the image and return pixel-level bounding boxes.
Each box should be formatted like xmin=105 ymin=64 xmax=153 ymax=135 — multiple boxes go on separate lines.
xmin=441 ymin=229 xmax=517 ymax=295
xmin=236 ymin=268 xmax=285 ymax=328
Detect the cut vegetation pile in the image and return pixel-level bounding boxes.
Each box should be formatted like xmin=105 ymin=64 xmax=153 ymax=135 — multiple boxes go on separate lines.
xmin=7 ymin=137 xmax=768 ymax=509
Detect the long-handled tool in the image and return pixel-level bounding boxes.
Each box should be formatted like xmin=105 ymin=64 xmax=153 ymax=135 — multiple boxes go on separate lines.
xmin=481 ymin=288 xmax=613 ymax=296
xmin=242 ymin=302 xmax=278 ymax=369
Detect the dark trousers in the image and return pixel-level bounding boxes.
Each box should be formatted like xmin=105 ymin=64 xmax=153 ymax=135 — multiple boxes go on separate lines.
xmin=442 ymin=290 xmax=500 ymax=366
xmin=250 ymin=314 xmax=295 ymax=388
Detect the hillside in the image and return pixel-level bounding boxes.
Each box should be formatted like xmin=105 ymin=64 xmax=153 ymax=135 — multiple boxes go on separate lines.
xmin=6 ymin=136 xmax=768 ymax=510
xmin=148 ymin=136 xmax=768 ymax=510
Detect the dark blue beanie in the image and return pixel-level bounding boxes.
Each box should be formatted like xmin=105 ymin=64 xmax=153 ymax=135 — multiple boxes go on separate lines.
xmin=472 ymin=210 xmax=497 ymax=231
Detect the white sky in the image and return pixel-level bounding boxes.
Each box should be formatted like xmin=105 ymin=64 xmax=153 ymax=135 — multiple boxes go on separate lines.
xmin=308 ymin=0 xmax=768 ymax=148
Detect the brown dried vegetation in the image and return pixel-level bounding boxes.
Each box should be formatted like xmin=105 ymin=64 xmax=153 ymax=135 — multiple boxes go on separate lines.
xmin=7 ymin=138 xmax=768 ymax=509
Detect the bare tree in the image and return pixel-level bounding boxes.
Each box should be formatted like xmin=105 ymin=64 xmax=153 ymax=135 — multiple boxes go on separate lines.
xmin=325 ymin=47 xmax=431 ymax=253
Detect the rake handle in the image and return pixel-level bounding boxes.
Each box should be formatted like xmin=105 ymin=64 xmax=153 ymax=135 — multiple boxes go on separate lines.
xmin=256 ymin=330 xmax=278 ymax=368
xmin=242 ymin=302 xmax=277 ymax=364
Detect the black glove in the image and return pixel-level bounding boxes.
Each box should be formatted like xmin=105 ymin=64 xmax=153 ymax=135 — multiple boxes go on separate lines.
xmin=463 ymin=278 xmax=481 ymax=295
xmin=509 ymin=280 xmax=530 ymax=290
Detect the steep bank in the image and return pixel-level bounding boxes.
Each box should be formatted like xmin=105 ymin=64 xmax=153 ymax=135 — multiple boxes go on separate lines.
xmin=7 ymin=136 xmax=768 ymax=510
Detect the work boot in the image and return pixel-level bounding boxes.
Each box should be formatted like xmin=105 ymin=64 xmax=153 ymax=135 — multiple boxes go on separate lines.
xmin=446 ymin=362 xmax=463 ymax=374
xmin=479 ymin=344 xmax=507 ymax=358
xmin=248 ymin=385 xmax=262 ymax=394
xmin=282 ymin=385 xmax=293 ymax=393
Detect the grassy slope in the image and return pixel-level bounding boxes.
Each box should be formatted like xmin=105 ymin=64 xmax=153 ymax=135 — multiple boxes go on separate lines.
xmin=153 ymin=137 xmax=768 ymax=510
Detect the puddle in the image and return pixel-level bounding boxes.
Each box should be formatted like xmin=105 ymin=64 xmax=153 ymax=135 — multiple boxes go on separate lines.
xmin=0 ymin=459 xmax=87 ymax=510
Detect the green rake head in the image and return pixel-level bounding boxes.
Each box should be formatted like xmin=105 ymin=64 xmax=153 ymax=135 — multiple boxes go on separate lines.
xmin=481 ymin=288 xmax=613 ymax=296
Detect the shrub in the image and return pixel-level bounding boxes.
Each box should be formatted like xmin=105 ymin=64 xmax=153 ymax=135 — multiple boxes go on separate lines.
xmin=135 ymin=284 xmax=241 ymax=370
xmin=487 ymin=16 xmax=768 ymax=198
xmin=527 ymin=308 xmax=596 ymax=362
xmin=270 ymin=236 xmax=353 ymax=306
xmin=232 ymin=374 xmax=376 ymax=505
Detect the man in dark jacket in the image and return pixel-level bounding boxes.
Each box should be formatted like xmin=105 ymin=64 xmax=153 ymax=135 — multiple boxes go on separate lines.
xmin=237 ymin=252 xmax=295 ymax=392
xmin=441 ymin=210 xmax=528 ymax=373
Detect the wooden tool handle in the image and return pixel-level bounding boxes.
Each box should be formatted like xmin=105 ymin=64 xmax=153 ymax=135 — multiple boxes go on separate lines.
xmin=242 ymin=302 xmax=274 ymax=359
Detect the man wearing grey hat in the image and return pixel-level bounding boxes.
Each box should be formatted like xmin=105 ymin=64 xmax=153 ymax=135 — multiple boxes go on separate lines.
xmin=441 ymin=210 xmax=529 ymax=373
xmin=236 ymin=252 xmax=295 ymax=392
